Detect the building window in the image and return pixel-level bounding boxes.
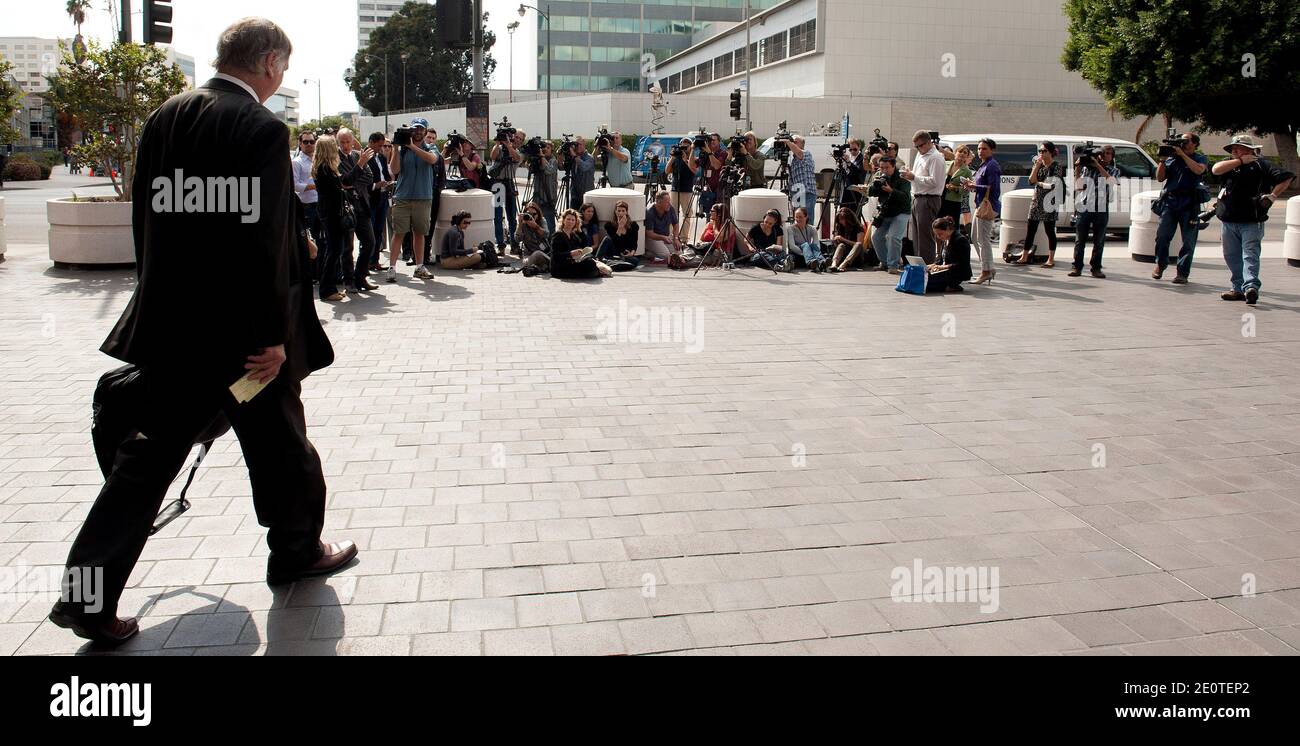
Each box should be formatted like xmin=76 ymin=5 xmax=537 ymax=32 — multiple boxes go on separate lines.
xmin=714 ymin=52 xmax=733 ymax=79
xmin=695 ymin=61 xmax=712 ymax=86
xmin=788 ymin=19 xmax=816 ymax=57
xmin=762 ymin=31 xmax=787 ymax=65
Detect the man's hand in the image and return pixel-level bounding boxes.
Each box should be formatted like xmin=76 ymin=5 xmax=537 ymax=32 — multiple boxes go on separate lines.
xmin=1240 ymin=153 xmax=1259 ymax=165
xmin=245 ymin=345 xmax=287 ymax=385
xmin=358 ymin=148 xmax=376 ymax=167
xmin=306 ymin=237 xmax=318 ymax=260
xmin=305 ymin=183 xmax=316 ymax=192
xmin=900 ymin=168 xmax=915 ymax=182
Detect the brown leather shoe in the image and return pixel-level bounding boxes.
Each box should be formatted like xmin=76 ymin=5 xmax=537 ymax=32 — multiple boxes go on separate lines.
xmin=49 ymin=604 xmax=140 ymax=647
xmin=266 ymin=540 xmax=358 ymax=585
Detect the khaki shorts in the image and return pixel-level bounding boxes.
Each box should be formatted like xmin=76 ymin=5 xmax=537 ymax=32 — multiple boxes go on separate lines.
xmin=391 ymin=199 xmax=433 ymax=236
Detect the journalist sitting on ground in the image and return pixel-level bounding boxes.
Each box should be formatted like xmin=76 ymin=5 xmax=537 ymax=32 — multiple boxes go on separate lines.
xmin=927 ymin=216 xmax=973 ymax=293
xmin=552 ymin=209 xmax=612 ymax=279
xmin=829 ymin=207 xmax=869 ymax=273
xmin=596 ymin=200 xmax=642 ymax=269
xmin=440 ymin=211 xmax=487 ymax=270
xmin=644 ymin=190 xmax=682 ymax=261
xmin=787 ymin=206 xmax=826 ymax=272
xmin=744 ymin=210 xmax=785 ymax=268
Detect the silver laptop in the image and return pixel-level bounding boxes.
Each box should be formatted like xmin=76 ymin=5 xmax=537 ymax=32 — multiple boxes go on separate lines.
xmin=904 ymin=255 xmax=927 ymax=267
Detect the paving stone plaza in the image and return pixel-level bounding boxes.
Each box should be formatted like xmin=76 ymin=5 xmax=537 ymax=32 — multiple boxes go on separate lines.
xmin=2 ymin=174 xmax=1299 ymax=656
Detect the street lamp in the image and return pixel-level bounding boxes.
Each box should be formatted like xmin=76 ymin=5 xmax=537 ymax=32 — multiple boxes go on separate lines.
xmin=303 ymin=78 xmax=322 ymax=128
xmin=517 ymin=3 xmax=551 ymax=140
xmin=361 ymin=53 xmax=391 ymax=133
xmin=507 ymin=21 xmax=519 ymax=104
xmin=400 ymin=52 xmax=410 ymax=111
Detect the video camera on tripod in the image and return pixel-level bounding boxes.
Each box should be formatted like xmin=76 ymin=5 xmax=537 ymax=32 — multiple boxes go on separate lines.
xmin=771 ymin=121 xmax=794 ymax=160
xmin=446 ymin=130 xmax=471 ymax=151
xmin=867 ymin=128 xmax=889 ymax=155
xmin=593 ymin=126 xmax=616 ymax=151
xmin=494 ymin=117 xmax=518 ymax=144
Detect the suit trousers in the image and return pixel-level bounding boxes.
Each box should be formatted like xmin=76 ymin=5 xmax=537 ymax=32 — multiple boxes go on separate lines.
xmin=62 ymin=370 xmax=326 ymax=619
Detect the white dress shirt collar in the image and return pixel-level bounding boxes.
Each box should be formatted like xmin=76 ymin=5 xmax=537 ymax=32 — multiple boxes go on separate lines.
xmin=212 ymin=73 xmax=260 ymax=102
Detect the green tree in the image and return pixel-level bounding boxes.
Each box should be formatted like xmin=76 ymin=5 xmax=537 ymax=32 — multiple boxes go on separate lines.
xmin=0 ymin=59 xmax=22 ymax=146
xmin=46 ymin=40 xmax=186 ymax=201
xmin=348 ymin=0 xmax=497 ymax=115
xmin=292 ymin=116 xmax=352 ymax=142
xmin=1063 ymin=0 xmax=1300 ymax=179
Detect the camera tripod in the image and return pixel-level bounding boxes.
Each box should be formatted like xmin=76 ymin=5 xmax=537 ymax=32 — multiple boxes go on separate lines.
xmin=691 ymin=214 xmax=780 ymax=278
xmin=768 ymin=153 xmax=794 ymax=220
xmin=644 ymin=157 xmax=668 ymax=207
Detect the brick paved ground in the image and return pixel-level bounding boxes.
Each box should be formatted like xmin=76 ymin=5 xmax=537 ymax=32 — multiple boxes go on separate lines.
xmin=2 ymin=175 xmax=1299 ymax=655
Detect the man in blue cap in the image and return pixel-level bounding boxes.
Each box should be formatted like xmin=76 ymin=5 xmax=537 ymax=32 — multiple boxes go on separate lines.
xmin=387 ymin=117 xmax=441 ymax=281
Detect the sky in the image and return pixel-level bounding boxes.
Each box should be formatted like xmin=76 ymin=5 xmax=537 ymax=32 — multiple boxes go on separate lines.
xmin=18 ymin=0 xmax=537 ymax=121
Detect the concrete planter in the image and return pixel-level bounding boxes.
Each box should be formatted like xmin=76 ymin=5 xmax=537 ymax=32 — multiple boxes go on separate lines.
xmin=995 ymin=188 xmax=1034 ymax=259
xmin=47 ymin=198 xmax=135 ymax=269
xmin=431 ymin=189 xmax=495 ymax=258
xmin=1285 ymin=195 xmax=1300 ymax=268
xmin=1128 ymin=190 xmax=1185 ymax=263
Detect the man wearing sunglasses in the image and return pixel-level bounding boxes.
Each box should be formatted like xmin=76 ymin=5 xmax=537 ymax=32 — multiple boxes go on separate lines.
xmin=292 ymin=131 xmax=324 ymax=271
xmin=1152 ymin=132 xmax=1208 ymax=284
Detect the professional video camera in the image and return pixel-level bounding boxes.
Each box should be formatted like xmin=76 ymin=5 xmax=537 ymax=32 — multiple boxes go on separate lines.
xmin=1157 ymin=128 xmax=1184 ymax=158
xmin=446 ymin=130 xmax=470 ymax=151
xmin=494 ymin=117 xmax=517 ymax=144
xmin=393 ymin=125 xmax=414 ymax=147
xmin=866 ymin=128 xmax=889 ymax=156
xmin=1076 ymin=141 xmax=1102 ymax=162
xmin=671 ymin=143 xmax=688 ymax=160
xmin=772 ymin=121 xmax=794 ymax=159
xmin=927 ymin=131 xmax=941 ymax=146
xmin=594 ymin=126 xmax=615 ymax=150
xmin=692 ymin=128 xmax=712 ymax=155
xmin=520 ymin=136 xmax=546 ymax=160
xmin=831 ymin=142 xmax=850 ymax=162
xmin=727 ymin=136 xmax=748 ymax=158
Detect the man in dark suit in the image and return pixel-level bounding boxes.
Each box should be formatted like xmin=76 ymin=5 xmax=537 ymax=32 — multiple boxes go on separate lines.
xmin=337 ymin=128 xmax=379 ymax=291
xmin=50 ymin=18 xmax=356 ymax=647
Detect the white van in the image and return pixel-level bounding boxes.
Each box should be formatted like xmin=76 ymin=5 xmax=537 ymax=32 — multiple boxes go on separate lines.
xmin=940 ymin=134 xmax=1160 ymax=234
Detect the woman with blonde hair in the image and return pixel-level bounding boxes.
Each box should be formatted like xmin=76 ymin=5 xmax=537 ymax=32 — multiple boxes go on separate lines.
xmin=312 ymin=135 xmax=349 ymax=301
xmin=551 ymin=209 xmax=612 ymax=279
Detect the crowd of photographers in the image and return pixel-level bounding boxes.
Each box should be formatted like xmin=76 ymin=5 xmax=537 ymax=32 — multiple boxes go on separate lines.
xmin=291 ymin=118 xmax=1293 ymax=305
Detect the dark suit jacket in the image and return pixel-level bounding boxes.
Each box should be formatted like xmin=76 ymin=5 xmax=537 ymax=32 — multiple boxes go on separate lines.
xmin=102 ymin=77 xmax=333 ymax=385
xmin=339 ymin=149 xmax=374 ymax=213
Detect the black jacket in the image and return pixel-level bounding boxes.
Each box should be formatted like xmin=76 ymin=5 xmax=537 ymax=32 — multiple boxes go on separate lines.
xmin=339 ymin=149 xmax=374 ymax=213
xmin=102 ymin=77 xmax=333 ymax=385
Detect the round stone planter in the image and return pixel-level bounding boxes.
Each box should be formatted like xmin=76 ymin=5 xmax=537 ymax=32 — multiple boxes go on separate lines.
xmin=1284 ymin=195 xmax=1300 ymax=268
xmin=432 ymin=188 xmax=495 ymax=257
xmin=1127 ymin=190 xmax=1182 ymax=264
xmin=731 ymin=188 xmax=790 ymax=235
xmin=47 ymin=198 xmax=135 ymax=270
xmin=586 ymin=187 xmax=646 ymax=256
xmin=995 ymin=188 xmax=1034 ymax=259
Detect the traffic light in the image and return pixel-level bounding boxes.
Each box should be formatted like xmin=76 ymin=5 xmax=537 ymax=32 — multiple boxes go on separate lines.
xmin=143 ymin=1 xmax=173 ymax=46
xmin=730 ymin=89 xmax=742 ymax=120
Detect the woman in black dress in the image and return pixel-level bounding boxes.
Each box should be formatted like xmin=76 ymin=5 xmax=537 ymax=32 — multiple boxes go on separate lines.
xmin=550 ymin=209 xmax=612 ymax=279
xmin=928 ymin=216 xmax=974 ymax=293
xmin=313 ymin=135 xmax=347 ymax=302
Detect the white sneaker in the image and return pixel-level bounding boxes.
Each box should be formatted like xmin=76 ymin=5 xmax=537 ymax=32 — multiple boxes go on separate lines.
xmin=386 ymin=268 xmax=397 ymax=283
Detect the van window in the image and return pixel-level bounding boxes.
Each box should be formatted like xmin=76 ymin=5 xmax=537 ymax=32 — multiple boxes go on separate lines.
xmin=1111 ymin=146 xmax=1155 ymax=178
xmin=974 ymin=144 xmax=1037 ymax=177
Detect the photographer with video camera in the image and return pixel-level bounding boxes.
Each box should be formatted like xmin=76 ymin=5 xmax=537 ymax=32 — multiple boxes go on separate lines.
xmin=443 ymin=132 xmax=483 ymax=192
xmin=567 ymin=137 xmax=597 ymax=210
xmin=1212 ymin=136 xmax=1295 ymax=306
xmin=489 ymin=122 xmax=524 ymax=253
xmin=1151 ymin=131 xmax=1209 ymax=284
xmin=596 ymin=129 xmax=633 ymax=189
xmin=697 ymin=133 xmax=728 ymax=217
xmin=529 ymin=141 xmax=559 ymax=234
xmin=837 ymin=139 xmax=867 ymax=212
xmin=1069 ymin=143 xmax=1119 ymax=279
xmin=387 ymin=117 xmax=441 ymax=282
xmin=666 ymin=138 xmax=698 ymax=241
xmin=868 ymin=156 xmax=912 ymax=274
xmin=788 ymin=135 xmax=819 ymax=215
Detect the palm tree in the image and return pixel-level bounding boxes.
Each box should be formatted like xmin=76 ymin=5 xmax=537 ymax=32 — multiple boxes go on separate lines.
xmin=66 ymin=0 xmax=92 ymax=36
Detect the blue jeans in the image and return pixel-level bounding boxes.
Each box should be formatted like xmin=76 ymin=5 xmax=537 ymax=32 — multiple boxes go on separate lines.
xmin=1073 ymin=211 xmax=1109 ymax=272
xmin=494 ymin=189 xmax=519 ymax=247
xmin=1153 ymin=208 xmax=1200 ymax=277
xmin=1221 ymin=221 xmax=1265 ymax=293
xmin=871 ymin=214 xmax=908 ymax=269
xmin=794 ymin=241 xmax=824 ymax=265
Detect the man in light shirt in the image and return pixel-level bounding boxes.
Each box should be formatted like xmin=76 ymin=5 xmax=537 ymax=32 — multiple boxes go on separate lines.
xmin=292 ymin=131 xmax=323 ymax=271
xmin=901 ymin=130 xmax=946 ymax=263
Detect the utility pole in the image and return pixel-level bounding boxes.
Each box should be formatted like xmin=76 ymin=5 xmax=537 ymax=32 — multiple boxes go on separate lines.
xmin=744 ymin=0 xmax=752 ymax=132
xmin=472 ymin=0 xmax=484 ymax=94
xmin=120 ymin=0 xmax=132 ymax=44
